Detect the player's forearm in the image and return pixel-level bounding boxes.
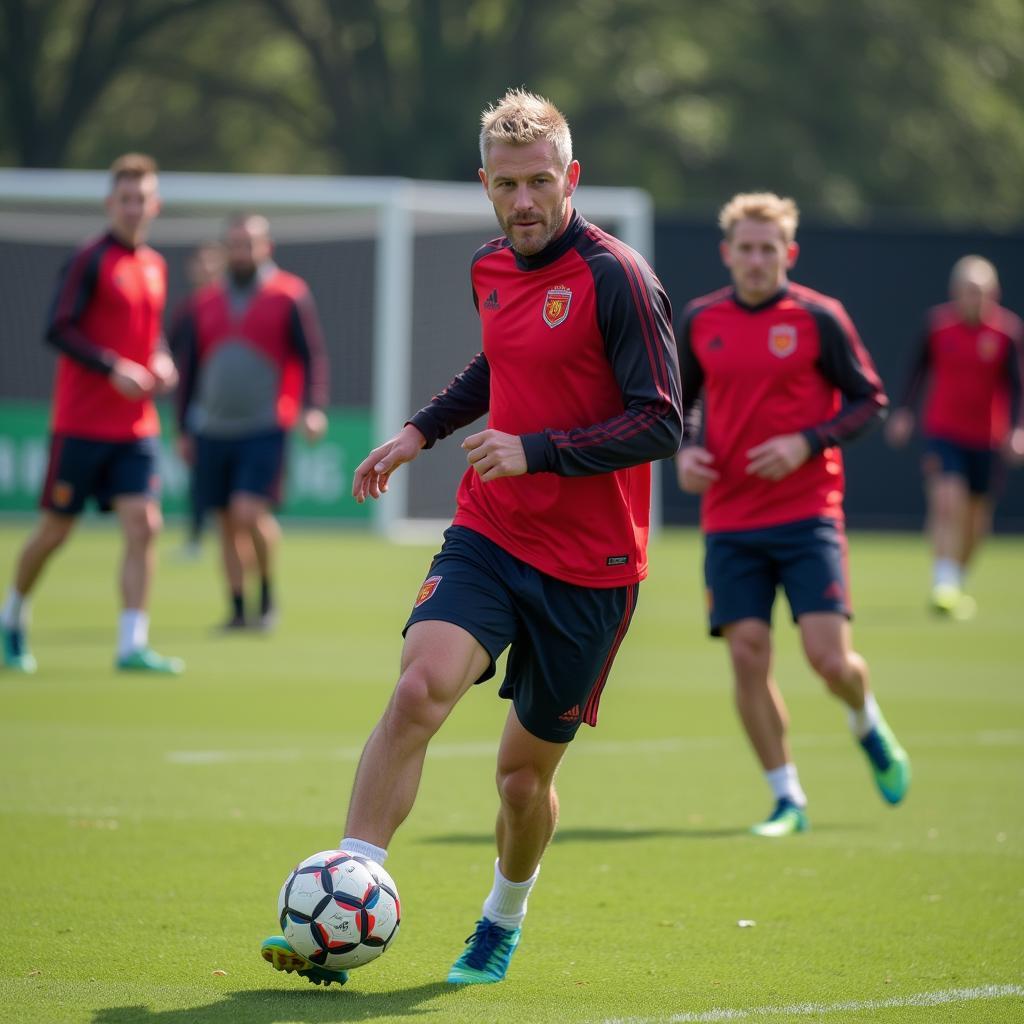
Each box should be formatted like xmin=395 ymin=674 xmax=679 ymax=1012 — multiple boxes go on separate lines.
xmin=521 ymin=400 xmax=682 ymax=476
xmin=802 ymin=393 xmax=888 ymax=454
xmin=407 ymin=353 xmax=491 ymax=448
xmin=45 ymin=325 xmax=117 ymax=375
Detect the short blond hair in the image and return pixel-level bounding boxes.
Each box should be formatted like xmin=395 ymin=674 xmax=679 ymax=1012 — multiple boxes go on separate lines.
xmin=950 ymin=254 xmax=999 ymax=293
xmin=719 ymin=192 xmax=799 ymax=244
xmin=479 ymin=88 xmax=572 ymax=170
xmin=109 ymin=152 xmax=158 ymax=188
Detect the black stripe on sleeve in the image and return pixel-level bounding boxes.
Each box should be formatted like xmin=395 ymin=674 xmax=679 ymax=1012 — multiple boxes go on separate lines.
xmin=288 ymin=287 xmax=330 ymax=410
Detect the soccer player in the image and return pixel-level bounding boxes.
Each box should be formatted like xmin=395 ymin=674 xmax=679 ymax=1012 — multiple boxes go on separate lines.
xmin=171 ymin=240 xmax=225 ymax=559
xmin=171 ymin=214 xmax=329 ymax=631
xmin=260 ymin=88 xmax=681 ymax=987
xmin=884 ymin=255 xmax=1024 ymax=618
xmin=1 ymin=154 xmax=183 ymax=676
xmin=675 ymin=192 xmax=910 ymax=838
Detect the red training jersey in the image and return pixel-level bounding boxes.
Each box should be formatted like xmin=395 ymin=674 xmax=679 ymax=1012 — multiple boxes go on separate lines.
xmin=409 ymin=210 xmax=682 ymax=588
xmin=46 ymin=232 xmax=166 ymax=440
xmin=678 ymin=283 xmax=887 ymax=533
xmin=898 ymin=302 xmax=1023 ymax=450
xmin=170 ymin=265 xmax=329 ymax=438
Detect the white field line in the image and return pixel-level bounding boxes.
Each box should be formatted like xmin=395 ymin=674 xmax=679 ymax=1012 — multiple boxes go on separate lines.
xmin=165 ymin=729 xmax=1024 ymax=765
xmin=599 ymin=984 xmax=1024 ymax=1024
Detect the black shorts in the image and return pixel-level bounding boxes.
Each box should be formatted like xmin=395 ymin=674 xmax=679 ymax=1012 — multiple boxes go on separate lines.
xmin=922 ymin=436 xmax=999 ymax=496
xmin=404 ymin=526 xmax=639 ymax=743
xmin=195 ymin=430 xmax=286 ymax=511
xmin=40 ymin=434 xmax=160 ymax=516
xmin=704 ymin=516 xmax=850 ymax=637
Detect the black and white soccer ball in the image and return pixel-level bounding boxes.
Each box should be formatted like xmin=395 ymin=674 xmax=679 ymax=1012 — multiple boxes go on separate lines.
xmin=277 ymin=849 xmax=401 ymax=970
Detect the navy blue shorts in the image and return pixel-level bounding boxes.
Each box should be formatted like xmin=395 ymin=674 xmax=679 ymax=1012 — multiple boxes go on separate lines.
xmin=704 ymin=516 xmax=850 ymax=637
xmin=922 ymin=436 xmax=998 ymax=496
xmin=195 ymin=430 xmax=286 ymax=511
xmin=404 ymin=526 xmax=639 ymax=743
xmin=40 ymin=434 xmax=160 ymax=516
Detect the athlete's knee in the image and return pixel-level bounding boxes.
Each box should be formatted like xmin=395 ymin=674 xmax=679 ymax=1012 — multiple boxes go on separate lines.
xmin=123 ymin=509 xmax=161 ymax=547
xmin=497 ymin=763 xmax=550 ymax=818
xmin=36 ymin=515 xmax=74 ymax=553
xmin=727 ymin=626 xmax=771 ymax=681
xmin=386 ymin=663 xmax=456 ymax=737
xmin=805 ymin=645 xmax=851 ymax=687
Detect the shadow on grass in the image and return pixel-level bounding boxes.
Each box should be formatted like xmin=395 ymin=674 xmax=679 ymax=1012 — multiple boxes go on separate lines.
xmin=421 ymin=825 xmax=750 ymax=843
xmin=93 ymin=981 xmax=456 ymax=1024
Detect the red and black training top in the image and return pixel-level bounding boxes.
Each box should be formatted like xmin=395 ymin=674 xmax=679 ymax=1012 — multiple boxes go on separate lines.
xmin=897 ymin=302 xmax=1023 ymax=450
xmin=409 ymin=209 xmax=682 ymax=588
xmin=46 ymin=231 xmax=166 ymax=440
xmin=677 ymin=283 xmax=887 ymax=534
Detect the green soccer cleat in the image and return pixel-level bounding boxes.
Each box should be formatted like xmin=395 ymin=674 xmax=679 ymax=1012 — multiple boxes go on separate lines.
xmin=930 ymin=583 xmax=961 ymax=616
xmin=2 ymin=626 xmax=37 ymax=674
xmin=860 ymin=716 xmax=911 ymax=805
xmin=447 ymin=918 xmax=521 ymax=984
xmin=115 ymin=647 xmax=185 ymax=675
xmin=750 ymin=798 xmax=809 ymax=838
xmin=260 ymin=936 xmax=348 ymax=988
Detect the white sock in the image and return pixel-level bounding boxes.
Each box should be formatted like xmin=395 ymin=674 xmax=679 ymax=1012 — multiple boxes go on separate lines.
xmin=118 ymin=609 xmax=149 ymax=657
xmin=765 ymin=764 xmax=807 ymax=809
xmin=933 ymin=558 xmax=962 ymax=588
xmin=339 ymin=837 xmax=388 ymax=865
xmin=1 ymin=587 xmax=28 ymax=629
xmin=848 ymin=692 xmax=881 ymax=740
xmin=481 ymin=859 xmax=539 ymax=930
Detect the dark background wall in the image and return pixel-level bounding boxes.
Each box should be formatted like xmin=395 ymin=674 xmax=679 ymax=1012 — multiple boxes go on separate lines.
xmin=654 ymin=219 xmax=1024 ymax=531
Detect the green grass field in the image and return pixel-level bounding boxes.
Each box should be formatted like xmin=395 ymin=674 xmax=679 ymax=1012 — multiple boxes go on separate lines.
xmin=1 ymin=523 xmax=1021 ymax=1024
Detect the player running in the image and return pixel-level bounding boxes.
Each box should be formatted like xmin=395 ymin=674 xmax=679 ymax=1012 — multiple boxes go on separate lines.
xmin=260 ymin=88 xmax=682 ymax=986
xmin=675 ymin=192 xmax=910 ymax=838
xmin=1 ymin=153 xmax=183 ymax=675
xmin=885 ymin=255 xmax=1024 ymax=619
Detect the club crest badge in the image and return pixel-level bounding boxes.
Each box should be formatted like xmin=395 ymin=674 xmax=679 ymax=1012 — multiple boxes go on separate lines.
xmin=543 ymin=287 xmax=572 ymax=328
xmin=51 ymin=480 xmax=73 ymax=508
xmin=415 ymin=575 xmax=442 ymax=608
xmin=768 ymin=323 xmax=797 ymax=358
xmin=977 ymin=332 xmax=1000 ymax=361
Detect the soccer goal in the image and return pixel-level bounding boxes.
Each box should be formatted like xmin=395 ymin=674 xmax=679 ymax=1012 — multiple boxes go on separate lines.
xmin=0 ymin=168 xmax=655 ymax=538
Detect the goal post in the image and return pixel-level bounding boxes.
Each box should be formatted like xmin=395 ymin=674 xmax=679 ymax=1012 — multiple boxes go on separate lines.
xmin=0 ymin=169 xmax=656 ymax=538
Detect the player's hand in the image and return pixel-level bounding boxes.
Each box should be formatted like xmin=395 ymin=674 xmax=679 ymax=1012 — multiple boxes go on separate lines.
xmin=301 ymin=408 xmax=328 ymax=444
xmin=746 ymin=433 xmax=811 ymax=481
xmin=1005 ymin=426 xmax=1024 ymax=466
xmin=148 ymin=350 xmax=179 ymax=395
xmin=177 ymin=435 xmax=195 ymax=466
xmin=462 ymin=429 xmax=527 ymax=482
xmin=676 ymin=445 xmax=719 ymax=494
xmin=352 ymin=424 xmax=426 ymax=502
xmin=885 ymin=408 xmax=914 ymax=448
xmin=110 ymin=358 xmax=155 ymax=400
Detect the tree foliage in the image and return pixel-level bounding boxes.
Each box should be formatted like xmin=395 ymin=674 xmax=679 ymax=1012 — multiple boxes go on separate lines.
xmin=1 ymin=0 xmax=1022 ymax=225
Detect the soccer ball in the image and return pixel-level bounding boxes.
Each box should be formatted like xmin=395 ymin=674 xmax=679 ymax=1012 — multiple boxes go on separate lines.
xmin=278 ymin=849 xmax=401 ymax=970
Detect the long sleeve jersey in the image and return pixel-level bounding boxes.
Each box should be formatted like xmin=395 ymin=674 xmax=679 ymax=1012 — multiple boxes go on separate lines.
xmin=677 ymin=283 xmax=887 ymax=533
xmin=897 ymin=302 xmax=1023 ymax=450
xmin=46 ymin=231 xmax=166 ymax=440
xmin=409 ymin=210 xmax=682 ymax=588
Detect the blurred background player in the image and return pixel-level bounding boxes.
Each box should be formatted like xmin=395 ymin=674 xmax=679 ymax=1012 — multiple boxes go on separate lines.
xmin=260 ymin=87 xmax=681 ymax=988
xmin=885 ymin=255 xmax=1024 ymax=618
xmin=171 ymin=213 xmax=329 ymax=631
xmin=1 ymin=153 xmax=184 ymax=675
xmin=675 ymin=192 xmax=910 ymax=837
xmin=170 ymin=240 xmax=225 ymax=559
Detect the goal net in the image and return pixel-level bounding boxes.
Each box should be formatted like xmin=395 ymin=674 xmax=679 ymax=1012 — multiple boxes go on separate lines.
xmin=0 ymin=169 xmax=654 ymax=538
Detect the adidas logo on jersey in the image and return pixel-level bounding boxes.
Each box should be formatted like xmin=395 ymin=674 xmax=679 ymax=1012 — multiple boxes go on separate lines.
xmin=558 ymin=704 xmax=580 ymax=723
xmin=483 ymin=289 xmax=500 ymax=310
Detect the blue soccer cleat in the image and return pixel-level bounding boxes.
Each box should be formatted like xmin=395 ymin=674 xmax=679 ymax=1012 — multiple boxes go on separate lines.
xmin=860 ymin=716 xmax=911 ymax=805
xmin=749 ymin=797 xmax=809 ymax=837
xmin=260 ymin=935 xmax=348 ymax=987
xmin=2 ymin=626 xmax=37 ymax=674
xmin=447 ymin=918 xmax=521 ymax=984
